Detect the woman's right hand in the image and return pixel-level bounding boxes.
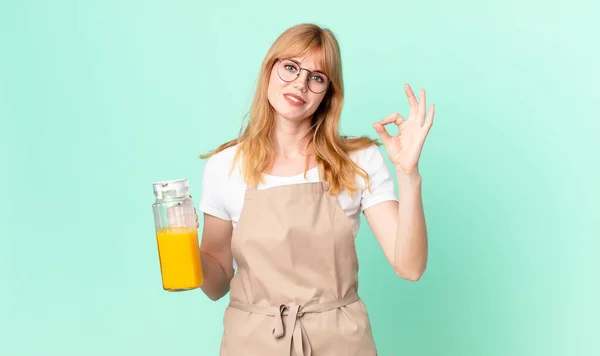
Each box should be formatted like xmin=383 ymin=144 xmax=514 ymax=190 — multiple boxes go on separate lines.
xmin=198 ymin=213 xmax=234 ymax=301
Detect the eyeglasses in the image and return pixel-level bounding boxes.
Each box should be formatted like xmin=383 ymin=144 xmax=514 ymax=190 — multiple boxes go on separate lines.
xmin=275 ymin=58 xmax=330 ymax=94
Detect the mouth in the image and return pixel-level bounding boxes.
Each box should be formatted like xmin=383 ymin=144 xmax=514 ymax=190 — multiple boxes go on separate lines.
xmin=283 ymin=93 xmax=306 ymax=105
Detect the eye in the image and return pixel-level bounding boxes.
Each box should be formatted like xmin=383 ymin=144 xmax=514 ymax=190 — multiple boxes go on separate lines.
xmin=284 ymin=64 xmax=298 ymax=73
xmin=310 ymin=74 xmax=325 ymax=83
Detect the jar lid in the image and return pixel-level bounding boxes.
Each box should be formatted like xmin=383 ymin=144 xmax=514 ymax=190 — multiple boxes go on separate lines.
xmin=153 ymin=179 xmax=189 ymax=199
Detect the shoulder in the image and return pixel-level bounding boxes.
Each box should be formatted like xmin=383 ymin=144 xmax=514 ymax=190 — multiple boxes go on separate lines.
xmin=203 ymin=144 xmax=240 ymax=177
xmin=344 ymin=139 xmax=384 ymax=172
xmin=345 ymin=141 xmax=398 ymax=209
xmin=198 ymin=144 xmax=244 ymax=221
xmin=351 ymin=143 xmax=381 ymax=163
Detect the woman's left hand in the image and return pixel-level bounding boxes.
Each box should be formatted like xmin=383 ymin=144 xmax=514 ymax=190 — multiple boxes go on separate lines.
xmin=373 ymin=83 xmax=435 ymax=176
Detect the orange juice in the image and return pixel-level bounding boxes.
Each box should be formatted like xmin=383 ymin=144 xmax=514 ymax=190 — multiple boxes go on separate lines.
xmin=156 ymin=226 xmax=203 ymax=291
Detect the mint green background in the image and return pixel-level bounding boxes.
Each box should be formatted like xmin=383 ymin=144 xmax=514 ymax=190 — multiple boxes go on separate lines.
xmin=1 ymin=1 xmax=598 ymax=355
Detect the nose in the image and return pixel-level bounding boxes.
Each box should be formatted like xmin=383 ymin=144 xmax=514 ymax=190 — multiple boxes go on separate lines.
xmin=292 ymin=69 xmax=310 ymax=92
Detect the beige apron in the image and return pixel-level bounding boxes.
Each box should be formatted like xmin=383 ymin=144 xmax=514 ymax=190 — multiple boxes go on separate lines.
xmin=220 ymin=168 xmax=378 ymax=356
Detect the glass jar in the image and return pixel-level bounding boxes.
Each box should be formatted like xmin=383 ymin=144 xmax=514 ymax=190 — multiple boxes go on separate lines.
xmin=152 ymin=179 xmax=203 ymax=291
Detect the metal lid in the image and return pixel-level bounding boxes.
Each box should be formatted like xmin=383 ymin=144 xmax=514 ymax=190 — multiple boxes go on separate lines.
xmin=153 ymin=179 xmax=189 ymax=200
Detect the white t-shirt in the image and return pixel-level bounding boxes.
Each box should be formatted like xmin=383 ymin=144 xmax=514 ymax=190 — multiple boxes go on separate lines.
xmin=198 ymin=143 xmax=398 ymax=237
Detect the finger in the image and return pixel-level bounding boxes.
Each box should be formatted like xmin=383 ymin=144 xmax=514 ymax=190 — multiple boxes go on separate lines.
xmin=378 ymin=112 xmax=402 ymax=126
xmin=378 ymin=111 xmax=404 ymax=128
xmin=405 ymin=84 xmax=418 ymax=111
xmin=424 ymin=104 xmax=435 ymax=133
xmin=372 ymin=123 xmax=392 ymax=146
xmin=418 ymin=89 xmax=426 ymax=124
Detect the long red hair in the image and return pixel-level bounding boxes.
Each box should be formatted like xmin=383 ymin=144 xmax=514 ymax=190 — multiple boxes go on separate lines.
xmin=201 ymin=23 xmax=379 ymax=195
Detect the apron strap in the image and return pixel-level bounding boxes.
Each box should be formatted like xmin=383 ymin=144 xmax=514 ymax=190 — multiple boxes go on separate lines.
xmin=317 ymin=164 xmax=330 ymax=192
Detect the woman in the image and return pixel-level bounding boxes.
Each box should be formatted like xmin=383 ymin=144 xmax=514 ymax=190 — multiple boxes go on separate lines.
xmin=196 ymin=23 xmax=435 ymax=356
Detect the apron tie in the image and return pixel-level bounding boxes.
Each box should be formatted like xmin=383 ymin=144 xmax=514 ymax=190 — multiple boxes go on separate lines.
xmin=272 ymin=303 xmax=311 ymax=356
xmin=229 ymin=293 xmax=360 ymax=356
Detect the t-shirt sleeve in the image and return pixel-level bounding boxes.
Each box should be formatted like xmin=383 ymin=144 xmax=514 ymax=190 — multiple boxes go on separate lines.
xmin=359 ymin=145 xmax=399 ymax=211
xmin=198 ymin=155 xmax=231 ymax=221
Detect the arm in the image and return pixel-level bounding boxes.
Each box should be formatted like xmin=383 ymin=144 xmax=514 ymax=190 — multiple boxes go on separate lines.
xmin=195 ymin=153 xmax=235 ymax=300
xmin=363 ymin=171 xmax=427 ymax=281
xmin=198 ymin=213 xmax=234 ymax=301
xmin=369 ymin=83 xmax=435 ymax=281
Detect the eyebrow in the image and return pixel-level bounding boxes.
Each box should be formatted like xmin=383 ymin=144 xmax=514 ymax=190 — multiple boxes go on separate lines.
xmin=288 ymin=58 xmax=326 ymax=74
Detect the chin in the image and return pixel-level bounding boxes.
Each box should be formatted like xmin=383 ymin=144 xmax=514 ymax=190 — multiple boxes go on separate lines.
xmin=280 ymin=111 xmax=310 ymax=122
xmin=271 ymin=102 xmax=313 ymax=123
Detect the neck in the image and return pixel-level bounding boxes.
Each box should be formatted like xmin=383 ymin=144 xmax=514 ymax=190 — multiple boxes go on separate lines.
xmin=272 ymin=115 xmax=313 ymax=158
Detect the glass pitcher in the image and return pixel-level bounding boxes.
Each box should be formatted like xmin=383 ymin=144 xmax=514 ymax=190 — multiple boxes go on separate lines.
xmin=152 ymin=179 xmax=203 ymax=291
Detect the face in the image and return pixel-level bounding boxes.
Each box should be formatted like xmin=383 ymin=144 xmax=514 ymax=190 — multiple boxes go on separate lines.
xmin=267 ymin=51 xmax=329 ymax=123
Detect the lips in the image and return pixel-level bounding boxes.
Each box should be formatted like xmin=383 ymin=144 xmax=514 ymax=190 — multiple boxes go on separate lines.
xmin=283 ymin=93 xmax=306 ymax=105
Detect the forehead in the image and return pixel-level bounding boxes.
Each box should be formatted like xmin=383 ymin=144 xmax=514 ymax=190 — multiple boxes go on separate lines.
xmin=287 ymin=50 xmax=325 ymax=72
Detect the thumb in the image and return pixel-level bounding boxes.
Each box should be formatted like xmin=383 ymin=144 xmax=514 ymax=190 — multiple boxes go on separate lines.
xmin=373 ymin=112 xmax=399 ymax=146
xmin=372 ymin=122 xmax=392 ymax=146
